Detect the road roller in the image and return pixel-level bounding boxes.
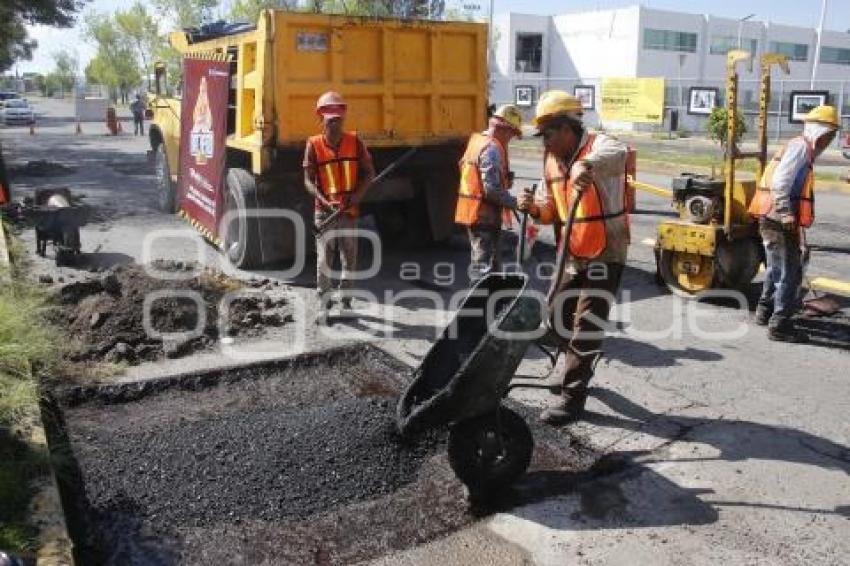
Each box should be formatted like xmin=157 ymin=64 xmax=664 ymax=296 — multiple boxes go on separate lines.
xmin=654 ymin=51 xmax=790 ymax=296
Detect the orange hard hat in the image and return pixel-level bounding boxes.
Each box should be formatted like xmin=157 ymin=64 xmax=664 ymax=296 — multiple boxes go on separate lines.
xmin=316 ymin=91 xmax=347 ymax=120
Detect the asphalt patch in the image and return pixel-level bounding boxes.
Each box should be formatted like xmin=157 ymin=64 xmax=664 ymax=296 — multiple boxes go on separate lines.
xmin=45 ymin=346 xmax=473 ymax=565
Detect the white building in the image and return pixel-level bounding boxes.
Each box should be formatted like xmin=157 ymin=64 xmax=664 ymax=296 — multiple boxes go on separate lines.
xmin=491 ymin=5 xmax=850 ymax=135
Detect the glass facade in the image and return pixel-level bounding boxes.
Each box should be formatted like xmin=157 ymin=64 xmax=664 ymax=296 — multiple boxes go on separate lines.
xmin=515 ymin=33 xmax=543 ymax=73
xmin=709 ymin=35 xmax=758 ymax=56
xmin=820 ymin=46 xmax=850 ymax=66
xmin=644 ymin=29 xmax=698 ymax=53
xmin=768 ymin=41 xmax=809 ymax=62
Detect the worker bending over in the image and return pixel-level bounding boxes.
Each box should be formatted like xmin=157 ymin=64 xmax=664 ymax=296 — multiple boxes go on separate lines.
xmin=455 ymin=105 xmax=523 ymax=279
xmin=517 ymin=91 xmax=630 ymax=425
xmin=749 ymin=105 xmax=840 ymax=342
xmin=303 ymin=91 xmax=375 ymax=318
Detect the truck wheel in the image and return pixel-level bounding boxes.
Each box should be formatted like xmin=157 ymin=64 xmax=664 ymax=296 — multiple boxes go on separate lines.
xmin=223 ymin=168 xmax=263 ymax=269
xmin=154 ymin=144 xmax=176 ymax=213
xmin=448 ymin=406 xmax=533 ymax=499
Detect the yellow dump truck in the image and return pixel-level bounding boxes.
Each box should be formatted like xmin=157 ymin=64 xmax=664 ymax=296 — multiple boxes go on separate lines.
xmin=148 ymin=11 xmax=488 ymax=268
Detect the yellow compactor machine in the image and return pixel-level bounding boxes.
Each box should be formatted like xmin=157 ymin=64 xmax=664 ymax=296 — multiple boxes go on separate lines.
xmin=654 ymin=51 xmax=790 ymax=295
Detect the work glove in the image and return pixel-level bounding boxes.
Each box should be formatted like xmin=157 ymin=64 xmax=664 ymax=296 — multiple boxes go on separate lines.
xmin=780 ymin=213 xmax=797 ymax=233
xmin=569 ymin=161 xmax=594 ymax=191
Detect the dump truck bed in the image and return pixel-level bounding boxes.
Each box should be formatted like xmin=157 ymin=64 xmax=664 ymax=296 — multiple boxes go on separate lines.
xmin=172 ymin=11 xmax=488 ymax=160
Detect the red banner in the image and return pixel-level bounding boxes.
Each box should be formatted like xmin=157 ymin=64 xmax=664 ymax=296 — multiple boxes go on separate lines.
xmin=178 ymin=57 xmax=230 ymax=240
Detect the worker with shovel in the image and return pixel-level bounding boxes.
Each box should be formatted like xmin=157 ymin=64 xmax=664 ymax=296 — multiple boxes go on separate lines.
xmin=455 ymin=104 xmax=524 ymax=279
xmin=517 ymin=90 xmax=631 ymax=425
xmin=749 ymin=105 xmax=840 ymax=343
xmin=303 ymin=91 xmax=375 ymax=319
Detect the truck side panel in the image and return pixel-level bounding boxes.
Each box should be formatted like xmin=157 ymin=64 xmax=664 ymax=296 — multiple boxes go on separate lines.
xmin=272 ymin=13 xmax=487 ymax=147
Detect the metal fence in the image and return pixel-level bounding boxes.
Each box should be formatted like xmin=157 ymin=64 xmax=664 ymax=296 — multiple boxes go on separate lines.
xmin=492 ymin=76 xmax=850 ymax=142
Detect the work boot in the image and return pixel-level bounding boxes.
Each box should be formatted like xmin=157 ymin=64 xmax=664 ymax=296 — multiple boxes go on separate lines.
xmin=754 ymin=304 xmax=772 ymax=326
xmin=768 ymin=324 xmax=808 ymax=343
xmin=539 ymin=387 xmax=588 ymax=426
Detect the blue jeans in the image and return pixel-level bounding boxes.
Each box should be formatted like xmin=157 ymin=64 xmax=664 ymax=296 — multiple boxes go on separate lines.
xmin=758 ymin=219 xmax=802 ymax=329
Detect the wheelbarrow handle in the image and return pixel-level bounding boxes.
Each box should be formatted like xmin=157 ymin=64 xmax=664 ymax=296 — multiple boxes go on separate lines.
xmin=546 ymin=186 xmax=583 ymax=305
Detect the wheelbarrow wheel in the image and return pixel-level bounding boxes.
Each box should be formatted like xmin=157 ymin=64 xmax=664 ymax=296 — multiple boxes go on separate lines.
xmin=448 ymin=406 xmax=533 ymax=498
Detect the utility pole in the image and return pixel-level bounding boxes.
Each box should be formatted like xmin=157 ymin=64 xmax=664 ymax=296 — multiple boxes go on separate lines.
xmin=811 ymin=0 xmax=827 ymax=89
xmin=488 ymin=0 xmax=495 ymax=66
xmin=738 ymin=13 xmax=756 ymax=50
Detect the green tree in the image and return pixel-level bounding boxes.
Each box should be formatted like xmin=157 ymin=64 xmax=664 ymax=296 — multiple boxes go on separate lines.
xmin=0 ymin=0 xmax=89 ymax=72
xmin=229 ymin=0 xmax=298 ymax=22
xmin=46 ymin=51 xmax=78 ymax=95
xmin=115 ymin=2 xmax=162 ymax=87
xmin=151 ymin=0 xmax=220 ymax=29
xmin=84 ymin=12 xmax=143 ymax=102
xmin=707 ymin=106 xmax=747 ymax=149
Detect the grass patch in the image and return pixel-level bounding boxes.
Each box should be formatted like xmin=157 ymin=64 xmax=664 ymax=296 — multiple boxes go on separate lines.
xmin=0 ymin=231 xmax=62 ymax=556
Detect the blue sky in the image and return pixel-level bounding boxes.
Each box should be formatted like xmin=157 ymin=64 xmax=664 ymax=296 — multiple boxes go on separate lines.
xmin=15 ymin=0 xmax=850 ymax=74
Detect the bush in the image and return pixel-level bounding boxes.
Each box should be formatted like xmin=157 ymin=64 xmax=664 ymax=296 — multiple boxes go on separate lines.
xmin=707 ymin=107 xmax=747 ymax=148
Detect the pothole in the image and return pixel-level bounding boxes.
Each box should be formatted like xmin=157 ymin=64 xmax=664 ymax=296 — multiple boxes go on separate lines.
xmin=43 ymin=345 xmax=594 ymax=564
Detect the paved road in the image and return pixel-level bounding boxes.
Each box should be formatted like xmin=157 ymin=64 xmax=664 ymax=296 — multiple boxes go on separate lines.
xmin=2 ymin=98 xmax=849 ymax=566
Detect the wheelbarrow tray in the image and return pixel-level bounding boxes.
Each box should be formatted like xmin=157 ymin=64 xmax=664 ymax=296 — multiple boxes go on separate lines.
xmin=397 ymin=273 xmax=542 ymax=434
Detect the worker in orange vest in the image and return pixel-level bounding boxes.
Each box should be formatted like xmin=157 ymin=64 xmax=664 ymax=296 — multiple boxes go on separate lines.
xmin=455 ymin=104 xmax=523 ymax=279
xmin=517 ymin=90 xmax=631 ymax=425
xmin=748 ymin=105 xmax=840 ymax=342
xmin=303 ymin=91 xmax=375 ymax=320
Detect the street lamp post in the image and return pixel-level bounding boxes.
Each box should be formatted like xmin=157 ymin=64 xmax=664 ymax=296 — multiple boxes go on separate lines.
xmin=738 ymin=13 xmax=756 ymax=50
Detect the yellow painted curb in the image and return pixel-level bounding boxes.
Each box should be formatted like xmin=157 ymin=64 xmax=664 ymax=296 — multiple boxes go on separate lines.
xmin=809 ymin=276 xmax=850 ymax=296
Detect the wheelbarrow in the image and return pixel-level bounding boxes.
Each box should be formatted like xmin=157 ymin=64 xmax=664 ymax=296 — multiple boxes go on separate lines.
xmin=396 ymin=272 xmax=544 ymax=497
xmin=29 ymin=188 xmax=87 ymax=266
xmin=396 ymin=184 xmax=586 ymax=498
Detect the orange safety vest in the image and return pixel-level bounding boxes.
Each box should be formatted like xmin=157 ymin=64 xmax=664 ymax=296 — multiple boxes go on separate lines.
xmin=309 ymin=131 xmax=361 ymax=215
xmin=545 ymin=133 xmax=628 ymax=259
xmin=748 ymin=137 xmax=815 ymax=227
xmin=455 ymin=133 xmax=513 ymax=227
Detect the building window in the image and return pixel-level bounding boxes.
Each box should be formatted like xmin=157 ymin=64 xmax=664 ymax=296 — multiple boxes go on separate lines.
xmin=644 ymin=28 xmax=698 ymax=53
xmin=820 ymin=46 xmax=850 ymax=66
xmin=710 ymin=35 xmax=757 ymax=56
xmin=769 ymin=41 xmax=808 ymax=62
xmin=515 ymin=33 xmax=542 ymax=73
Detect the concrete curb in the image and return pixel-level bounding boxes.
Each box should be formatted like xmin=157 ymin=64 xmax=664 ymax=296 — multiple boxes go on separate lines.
xmin=0 ymin=226 xmax=75 ymax=564
xmin=27 ymin=424 xmax=75 ymax=566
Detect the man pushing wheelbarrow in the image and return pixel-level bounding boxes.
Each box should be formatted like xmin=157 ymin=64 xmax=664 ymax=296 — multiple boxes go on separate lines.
xmin=396 ymin=91 xmax=632 ymax=500
xmin=517 ymin=90 xmax=632 ymax=425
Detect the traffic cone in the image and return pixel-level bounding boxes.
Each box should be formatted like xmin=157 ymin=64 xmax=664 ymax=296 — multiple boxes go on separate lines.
xmin=76 ymin=120 xmax=82 ymax=134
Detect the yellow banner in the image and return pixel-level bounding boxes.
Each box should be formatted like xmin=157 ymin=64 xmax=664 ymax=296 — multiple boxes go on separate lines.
xmin=600 ymin=78 xmax=665 ymax=124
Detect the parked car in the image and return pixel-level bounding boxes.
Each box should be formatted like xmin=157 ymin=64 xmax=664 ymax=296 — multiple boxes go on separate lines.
xmin=842 ymin=132 xmax=850 ymax=160
xmin=1 ymin=98 xmax=34 ymax=125
xmin=0 ymin=91 xmax=20 ymax=109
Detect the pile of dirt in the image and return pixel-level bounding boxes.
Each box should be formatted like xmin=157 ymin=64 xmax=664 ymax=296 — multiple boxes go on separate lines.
xmin=54 ymin=261 xmax=292 ymax=363
xmin=8 ymin=159 xmax=76 ymax=178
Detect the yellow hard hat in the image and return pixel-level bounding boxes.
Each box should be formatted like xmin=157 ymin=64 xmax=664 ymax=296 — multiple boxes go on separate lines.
xmin=533 ymin=90 xmax=584 ymax=127
xmin=492 ymin=104 xmax=523 ymax=137
xmin=803 ymin=105 xmax=840 ymax=129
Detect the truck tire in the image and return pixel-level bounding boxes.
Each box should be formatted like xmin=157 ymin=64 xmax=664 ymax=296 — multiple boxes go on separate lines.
xmin=155 ymin=144 xmax=176 ymax=213
xmin=223 ymin=168 xmax=263 ymax=269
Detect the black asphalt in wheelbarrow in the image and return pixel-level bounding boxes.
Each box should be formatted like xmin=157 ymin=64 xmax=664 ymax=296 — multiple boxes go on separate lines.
xmin=396 ymin=272 xmax=547 ymax=497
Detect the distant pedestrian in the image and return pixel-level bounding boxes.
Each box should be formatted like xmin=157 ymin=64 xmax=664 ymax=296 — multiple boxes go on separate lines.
xmin=749 ymin=105 xmax=840 ymax=342
xmin=130 ymin=94 xmax=145 ymax=136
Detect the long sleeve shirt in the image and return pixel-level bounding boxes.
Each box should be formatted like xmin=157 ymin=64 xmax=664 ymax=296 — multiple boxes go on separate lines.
xmin=768 ymin=137 xmax=809 ymax=221
xmin=474 ymin=134 xmax=517 ymax=227
xmin=533 ymin=131 xmax=630 ymax=264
